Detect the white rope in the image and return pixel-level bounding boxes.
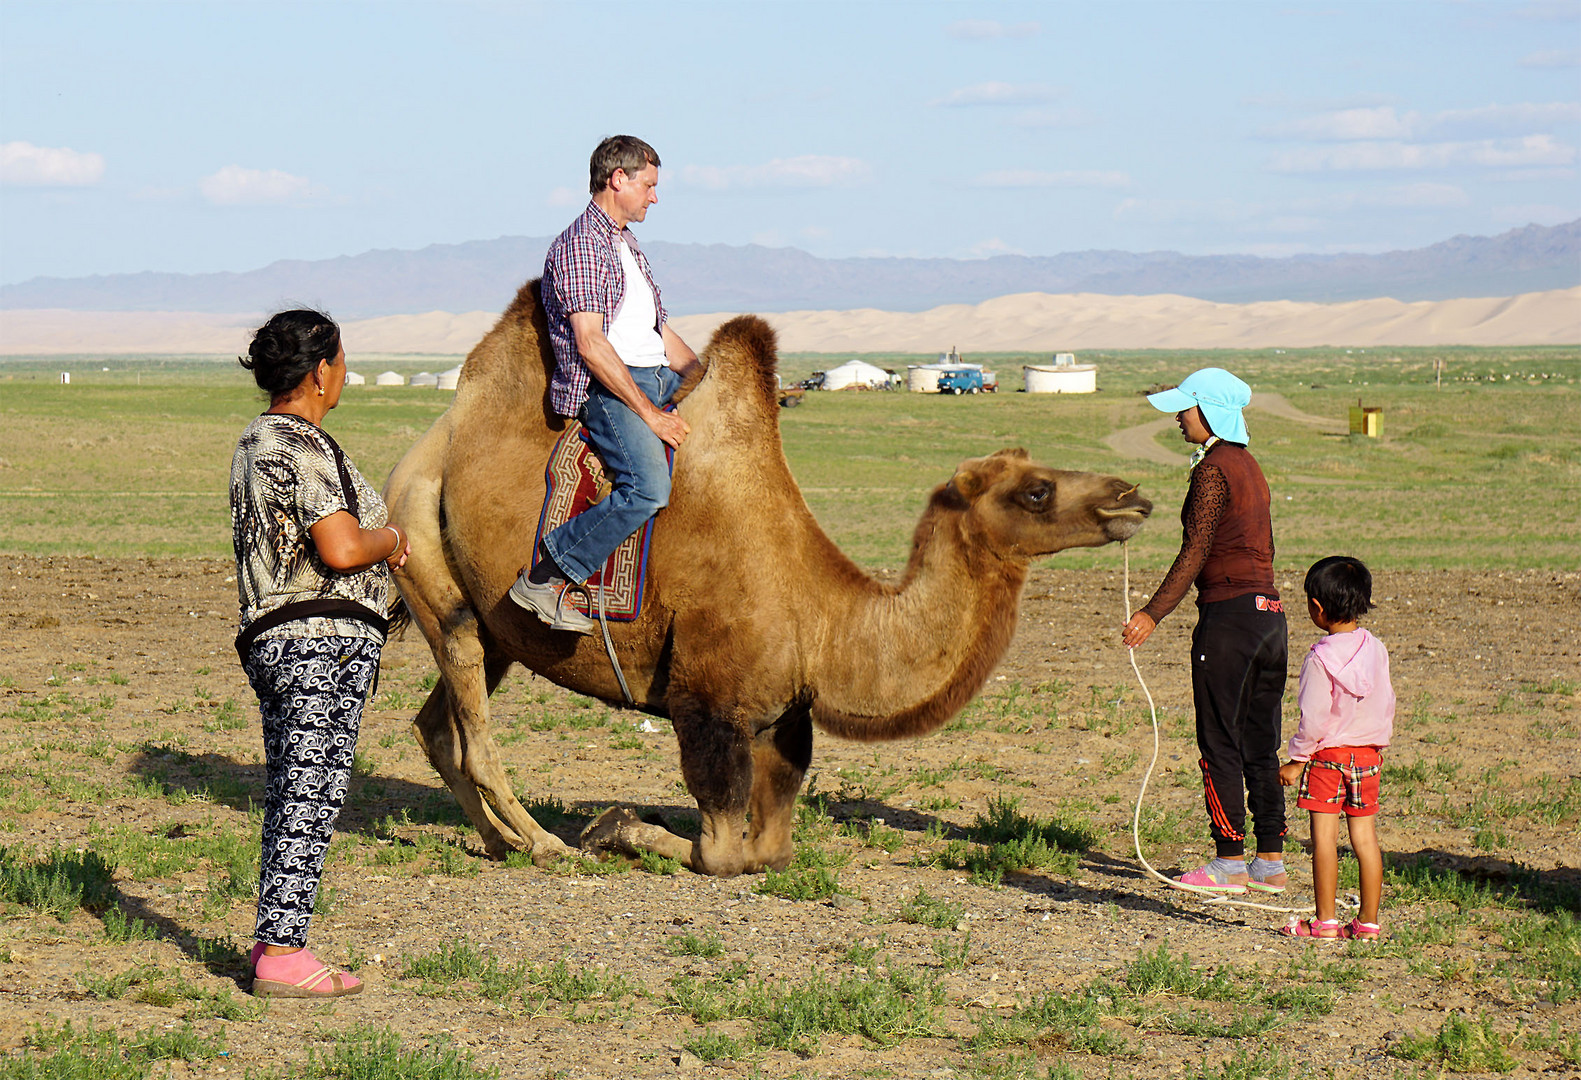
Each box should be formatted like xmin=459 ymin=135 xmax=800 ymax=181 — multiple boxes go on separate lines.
xmin=1121 ymin=541 xmax=1318 ymax=915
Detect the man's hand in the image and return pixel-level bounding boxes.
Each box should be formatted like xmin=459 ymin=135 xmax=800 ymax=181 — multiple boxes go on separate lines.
xmin=646 ymin=407 xmax=691 ymax=449
xmin=1278 ymin=761 xmax=1304 ymax=787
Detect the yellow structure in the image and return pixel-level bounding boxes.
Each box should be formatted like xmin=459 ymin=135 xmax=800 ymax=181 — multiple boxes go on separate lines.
xmin=1349 ymin=404 xmax=1383 ymax=438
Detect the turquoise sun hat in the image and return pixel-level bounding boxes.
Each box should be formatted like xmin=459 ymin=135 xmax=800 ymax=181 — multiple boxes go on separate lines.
xmin=1146 ymin=368 xmax=1251 ymax=445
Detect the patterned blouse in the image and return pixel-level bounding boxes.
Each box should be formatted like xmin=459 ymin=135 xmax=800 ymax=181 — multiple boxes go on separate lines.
xmin=230 ymin=413 xmax=392 ymax=643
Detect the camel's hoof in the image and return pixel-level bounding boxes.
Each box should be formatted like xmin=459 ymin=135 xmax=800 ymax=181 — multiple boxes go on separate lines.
xmin=529 ymin=835 xmax=573 ymax=868
xmin=580 ymin=806 xmax=643 ymax=856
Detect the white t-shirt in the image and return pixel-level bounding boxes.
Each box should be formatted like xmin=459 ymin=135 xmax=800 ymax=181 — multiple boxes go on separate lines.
xmin=607 ymin=239 xmax=667 ymax=368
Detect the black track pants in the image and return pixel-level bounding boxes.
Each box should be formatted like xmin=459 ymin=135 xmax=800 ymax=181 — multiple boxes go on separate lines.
xmin=1190 ymin=594 xmax=1289 ymax=858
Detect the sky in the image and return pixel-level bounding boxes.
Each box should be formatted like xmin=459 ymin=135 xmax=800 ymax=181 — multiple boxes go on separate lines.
xmin=1 ymin=0 xmax=1578 ymax=285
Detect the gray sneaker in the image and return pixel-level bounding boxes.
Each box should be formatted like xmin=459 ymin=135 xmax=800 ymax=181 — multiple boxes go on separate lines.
xmin=507 ymin=572 xmax=596 ymax=634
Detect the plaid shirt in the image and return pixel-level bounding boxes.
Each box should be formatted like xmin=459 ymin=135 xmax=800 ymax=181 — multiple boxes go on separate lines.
xmin=542 ymin=200 xmax=669 ymax=417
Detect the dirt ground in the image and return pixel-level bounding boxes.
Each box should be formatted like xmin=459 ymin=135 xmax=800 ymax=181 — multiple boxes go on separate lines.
xmin=0 ymin=555 xmax=1577 ymax=1079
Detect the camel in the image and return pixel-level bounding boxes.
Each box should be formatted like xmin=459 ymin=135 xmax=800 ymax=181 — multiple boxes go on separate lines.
xmin=382 ymin=280 xmax=1153 ymax=877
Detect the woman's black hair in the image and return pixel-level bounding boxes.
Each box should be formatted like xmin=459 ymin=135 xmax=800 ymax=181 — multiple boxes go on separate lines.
xmin=1304 ymin=555 xmax=1374 ymax=623
xmin=239 ymin=309 xmax=341 ymax=397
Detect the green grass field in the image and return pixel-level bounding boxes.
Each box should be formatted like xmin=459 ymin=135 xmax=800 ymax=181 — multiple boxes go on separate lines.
xmin=1 ymin=345 xmax=1576 ymax=569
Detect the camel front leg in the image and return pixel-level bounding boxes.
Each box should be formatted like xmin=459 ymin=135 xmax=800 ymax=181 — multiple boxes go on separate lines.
xmin=583 ymin=690 xmax=752 ymax=875
xmin=743 ymin=704 xmax=813 ymax=873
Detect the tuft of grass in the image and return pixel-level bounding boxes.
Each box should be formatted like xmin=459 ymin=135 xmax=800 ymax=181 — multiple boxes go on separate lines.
xmin=1390 ymin=1012 xmax=1519 ymax=1073
xmin=682 ymin=1031 xmax=744 ymax=1064
xmin=667 ymin=931 xmax=724 ymax=958
xmin=0 ymin=846 xmax=119 ymax=921
xmin=100 ymin=906 xmax=158 ymax=943
xmin=897 ymin=887 xmax=964 ymax=929
xmin=13 ymin=1018 xmax=225 ymax=1078
xmin=258 ymin=1024 xmax=499 ymax=1080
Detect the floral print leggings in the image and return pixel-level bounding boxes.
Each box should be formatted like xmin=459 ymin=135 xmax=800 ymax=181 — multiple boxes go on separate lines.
xmin=243 ymin=635 xmax=380 ymax=947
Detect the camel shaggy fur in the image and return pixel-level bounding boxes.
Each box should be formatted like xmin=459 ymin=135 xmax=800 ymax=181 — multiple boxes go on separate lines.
xmin=382 ymin=281 xmax=1153 ymax=876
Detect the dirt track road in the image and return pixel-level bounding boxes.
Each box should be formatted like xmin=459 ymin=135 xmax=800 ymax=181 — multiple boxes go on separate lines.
xmin=1103 ymin=393 xmax=1348 ymax=466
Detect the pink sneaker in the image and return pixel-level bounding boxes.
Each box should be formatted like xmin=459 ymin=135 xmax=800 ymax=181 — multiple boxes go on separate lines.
xmin=1171 ymin=866 xmax=1249 ymax=894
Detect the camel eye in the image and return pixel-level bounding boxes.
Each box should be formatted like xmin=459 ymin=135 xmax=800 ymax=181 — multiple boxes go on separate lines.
xmin=1015 ymin=482 xmax=1053 ymax=513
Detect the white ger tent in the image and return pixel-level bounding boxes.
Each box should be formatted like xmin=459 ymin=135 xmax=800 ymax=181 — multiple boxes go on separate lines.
xmin=436 ymin=364 xmax=464 ymax=390
xmin=410 ymin=371 xmax=439 ymax=388
xmin=343 ymin=371 xmax=366 ymax=386
xmin=375 ymin=371 xmax=405 ymax=386
xmin=821 ymin=359 xmax=890 ymax=391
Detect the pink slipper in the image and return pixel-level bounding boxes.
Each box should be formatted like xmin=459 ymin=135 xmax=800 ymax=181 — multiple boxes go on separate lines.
xmin=1171 ymin=866 xmax=1248 ymax=894
xmin=252 ymin=948 xmax=363 ymax=998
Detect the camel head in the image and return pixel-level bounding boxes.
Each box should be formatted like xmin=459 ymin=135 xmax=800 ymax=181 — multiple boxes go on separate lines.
xmin=941 ymin=448 xmax=1152 ymax=560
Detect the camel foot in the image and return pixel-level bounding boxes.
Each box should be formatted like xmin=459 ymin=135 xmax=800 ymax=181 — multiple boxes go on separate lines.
xmin=579 ymin=807 xmax=645 ymax=858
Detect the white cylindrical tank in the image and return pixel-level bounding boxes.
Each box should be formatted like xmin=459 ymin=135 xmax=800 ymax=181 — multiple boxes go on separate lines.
xmin=1023 ymin=364 xmax=1097 ymax=393
xmin=375 ymin=371 xmax=405 ymax=386
xmin=436 ymin=364 xmax=463 ymax=390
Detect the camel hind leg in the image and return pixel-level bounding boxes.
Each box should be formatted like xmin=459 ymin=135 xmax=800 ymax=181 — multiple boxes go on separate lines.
xmin=409 ymin=607 xmax=572 ymax=862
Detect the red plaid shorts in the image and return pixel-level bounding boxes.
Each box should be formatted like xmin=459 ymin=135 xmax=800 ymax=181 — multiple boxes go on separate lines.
xmin=1296 ymin=746 xmax=1382 ymax=817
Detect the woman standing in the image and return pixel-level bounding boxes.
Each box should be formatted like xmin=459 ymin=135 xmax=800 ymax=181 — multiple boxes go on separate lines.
xmin=1121 ymin=368 xmax=1288 ymax=895
xmin=230 ymin=309 xmax=408 ymax=997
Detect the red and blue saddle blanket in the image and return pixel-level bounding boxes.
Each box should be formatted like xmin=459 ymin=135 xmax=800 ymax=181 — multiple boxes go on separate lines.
xmin=531 ymin=420 xmax=674 ymax=621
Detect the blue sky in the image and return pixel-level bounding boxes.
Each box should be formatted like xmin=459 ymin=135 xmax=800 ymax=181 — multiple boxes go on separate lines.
xmin=2 ymin=0 xmax=1577 ymax=285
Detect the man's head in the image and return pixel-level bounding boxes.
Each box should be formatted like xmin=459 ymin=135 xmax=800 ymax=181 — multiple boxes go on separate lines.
xmin=590 ymin=135 xmax=660 ymax=195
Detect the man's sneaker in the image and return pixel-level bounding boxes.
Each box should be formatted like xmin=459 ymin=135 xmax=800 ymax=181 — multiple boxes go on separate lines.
xmin=508 ymin=572 xmax=595 ymax=634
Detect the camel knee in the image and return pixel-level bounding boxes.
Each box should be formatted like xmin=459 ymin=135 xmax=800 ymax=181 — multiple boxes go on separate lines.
xmin=673 ymin=712 xmax=753 ymax=813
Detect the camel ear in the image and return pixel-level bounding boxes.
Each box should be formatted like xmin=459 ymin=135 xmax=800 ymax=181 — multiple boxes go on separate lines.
xmin=987 ymin=447 xmax=1029 ymax=462
xmin=950 ymin=464 xmax=985 ymax=500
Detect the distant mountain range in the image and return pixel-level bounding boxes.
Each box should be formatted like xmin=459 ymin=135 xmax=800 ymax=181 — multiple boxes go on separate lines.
xmin=4 ymin=220 xmax=1577 ymax=319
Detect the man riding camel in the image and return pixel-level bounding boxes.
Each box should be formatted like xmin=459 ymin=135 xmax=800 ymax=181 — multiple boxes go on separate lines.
xmin=510 ymin=135 xmax=700 ymax=633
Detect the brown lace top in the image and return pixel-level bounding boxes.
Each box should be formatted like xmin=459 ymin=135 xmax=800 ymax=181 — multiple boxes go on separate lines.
xmin=1140 ymin=441 xmax=1277 ymax=623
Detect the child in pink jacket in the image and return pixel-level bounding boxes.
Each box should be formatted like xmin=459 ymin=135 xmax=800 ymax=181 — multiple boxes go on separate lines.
xmin=1278 ymin=556 xmax=1395 ymax=940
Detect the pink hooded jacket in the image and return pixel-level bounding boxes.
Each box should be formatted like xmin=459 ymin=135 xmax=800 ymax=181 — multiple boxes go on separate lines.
xmin=1288 ymin=628 xmax=1395 ymax=760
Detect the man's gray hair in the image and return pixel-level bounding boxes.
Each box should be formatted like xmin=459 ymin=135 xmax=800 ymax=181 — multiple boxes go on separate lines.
xmin=589 ymin=135 xmax=660 ymax=195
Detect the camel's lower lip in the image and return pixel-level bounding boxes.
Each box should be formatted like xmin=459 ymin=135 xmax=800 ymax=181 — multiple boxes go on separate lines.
xmin=1096 ymin=504 xmax=1152 ymax=521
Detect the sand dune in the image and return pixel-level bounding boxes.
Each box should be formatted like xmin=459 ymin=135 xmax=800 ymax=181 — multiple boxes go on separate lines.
xmin=2 ymin=287 xmax=1576 ymax=356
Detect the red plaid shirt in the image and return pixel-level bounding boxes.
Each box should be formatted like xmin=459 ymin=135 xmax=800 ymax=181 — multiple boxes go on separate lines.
xmin=542 ymin=200 xmax=669 ymax=417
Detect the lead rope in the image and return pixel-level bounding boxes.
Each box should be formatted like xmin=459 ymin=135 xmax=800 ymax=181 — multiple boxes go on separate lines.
xmin=1121 ymin=541 xmax=1323 ymax=916
xmin=568 ymin=581 xmax=635 ymax=707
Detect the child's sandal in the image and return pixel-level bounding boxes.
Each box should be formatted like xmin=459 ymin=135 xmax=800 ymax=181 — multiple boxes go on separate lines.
xmin=1281 ymin=917 xmax=1342 ymax=939
xmin=1344 ymin=919 xmax=1381 ymax=941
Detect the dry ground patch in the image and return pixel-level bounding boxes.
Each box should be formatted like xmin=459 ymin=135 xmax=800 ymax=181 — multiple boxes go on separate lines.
xmin=0 ymin=556 xmax=1576 ymax=1079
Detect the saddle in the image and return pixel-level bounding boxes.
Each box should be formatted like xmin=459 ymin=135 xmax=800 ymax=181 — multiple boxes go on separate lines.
xmin=532 ymin=420 xmax=671 ymax=621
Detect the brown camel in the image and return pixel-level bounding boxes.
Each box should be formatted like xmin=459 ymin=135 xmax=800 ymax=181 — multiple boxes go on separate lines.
xmin=382 ymin=280 xmax=1153 ymax=877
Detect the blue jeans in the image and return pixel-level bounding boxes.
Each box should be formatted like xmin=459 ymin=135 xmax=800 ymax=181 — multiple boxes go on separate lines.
xmin=544 ymin=365 xmax=680 ymax=585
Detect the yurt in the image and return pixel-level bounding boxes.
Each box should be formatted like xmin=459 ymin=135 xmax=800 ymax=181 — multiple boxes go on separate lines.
xmin=375 ymin=371 xmax=405 ymax=386
xmin=1023 ymin=353 xmax=1097 ymax=394
xmin=343 ymin=371 xmax=366 ymax=386
xmin=436 ymin=364 xmax=464 ymax=390
xmin=410 ymin=371 xmax=439 ymax=388
xmin=821 ymin=359 xmax=890 ymax=391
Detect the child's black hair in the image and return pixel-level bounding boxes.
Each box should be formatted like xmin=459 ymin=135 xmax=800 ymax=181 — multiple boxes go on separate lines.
xmin=1304 ymin=556 xmax=1373 ymax=623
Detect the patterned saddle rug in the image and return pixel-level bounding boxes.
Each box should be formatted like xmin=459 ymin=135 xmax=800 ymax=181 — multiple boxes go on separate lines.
xmin=532 ymin=420 xmax=672 ymax=621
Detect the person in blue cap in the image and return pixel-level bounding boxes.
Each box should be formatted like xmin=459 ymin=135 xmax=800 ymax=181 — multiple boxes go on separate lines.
xmin=1121 ymin=368 xmax=1288 ymax=895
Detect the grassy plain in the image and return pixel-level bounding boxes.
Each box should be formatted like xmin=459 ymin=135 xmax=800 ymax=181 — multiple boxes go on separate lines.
xmin=0 ymin=345 xmax=1578 ymax=1076
xmin=1 ymin=345 xmax=1577 ymax=570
